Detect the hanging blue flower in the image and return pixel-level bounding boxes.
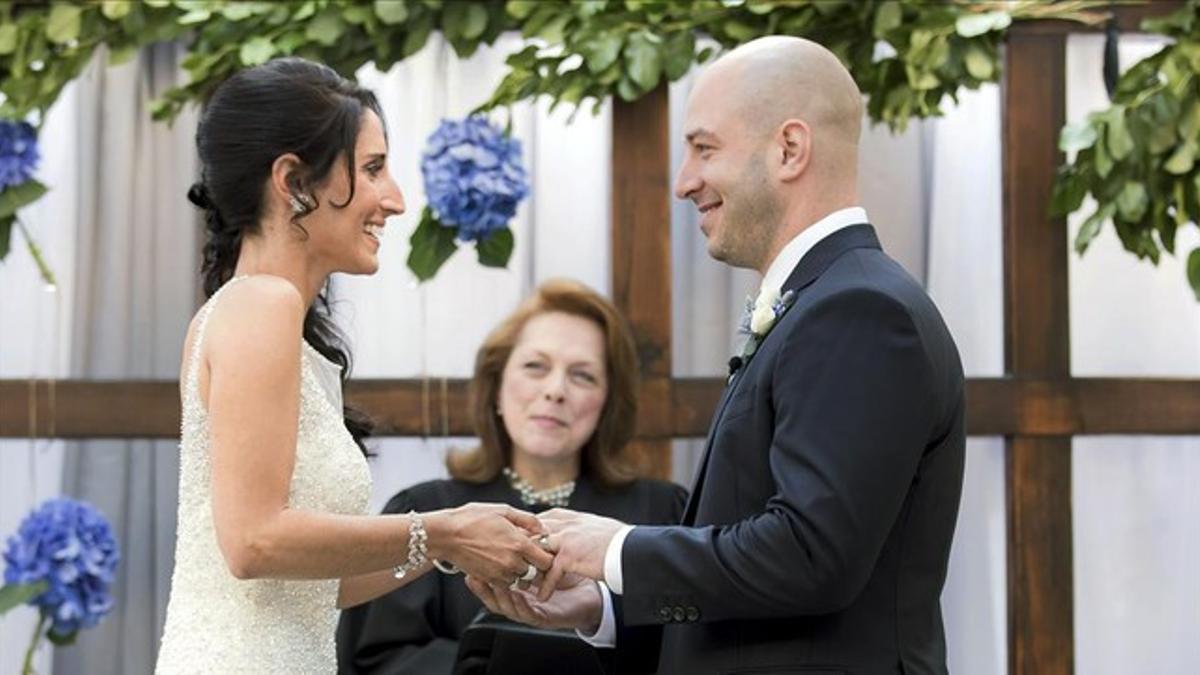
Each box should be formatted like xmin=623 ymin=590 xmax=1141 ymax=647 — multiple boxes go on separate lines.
xmin=0 ymin=120 xmax=39 ymax=191
xmin=408 ymin=116 xmax=530 ymax=282
xmin=2 ymin=498 xmax=120 ymax=644
xmin=0 ymin=117 xmax=55 ymax=286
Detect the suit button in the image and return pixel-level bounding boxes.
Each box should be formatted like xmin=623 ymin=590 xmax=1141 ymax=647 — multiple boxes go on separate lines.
xmin=658 ymin=606 xmax=672 ymax=622
xmin=672 ymin=607 xmax=686 ymax=623
xmin=686 ymin=606 xmax=700 ymax=622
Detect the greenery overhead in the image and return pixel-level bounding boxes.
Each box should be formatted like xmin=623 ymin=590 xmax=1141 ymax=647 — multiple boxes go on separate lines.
xmin=1052 ymin=0 xmax=1200 ymax=299
xmin=0 ymin=0 xmax=1197 ymax=296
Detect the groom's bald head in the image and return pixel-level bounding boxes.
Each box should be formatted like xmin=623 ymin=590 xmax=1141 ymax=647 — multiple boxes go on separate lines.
xmin=697 ymin=36 xmax=863 ymax=174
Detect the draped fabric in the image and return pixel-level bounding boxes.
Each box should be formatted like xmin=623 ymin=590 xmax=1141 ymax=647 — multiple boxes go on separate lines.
xmin=0 ymin=32 xmax=1195 ymax=675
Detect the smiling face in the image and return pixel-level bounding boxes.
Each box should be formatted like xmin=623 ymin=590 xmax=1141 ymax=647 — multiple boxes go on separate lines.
xmin=497 ymin=311 xmax=609 ymax=466
xmin=301 ymin=110 xmax=405 ymax=275
xmin=674 ymin=65 xmax=784 ymax=272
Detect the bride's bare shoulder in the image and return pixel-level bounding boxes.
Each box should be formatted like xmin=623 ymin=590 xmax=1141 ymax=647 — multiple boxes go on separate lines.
xmin=204 ymin=275 xmax=306 ymax=361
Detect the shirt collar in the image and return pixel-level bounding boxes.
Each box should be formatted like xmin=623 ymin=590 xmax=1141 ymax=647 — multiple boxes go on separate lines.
xmin=760 ymin=206 xmax=868 ymax=294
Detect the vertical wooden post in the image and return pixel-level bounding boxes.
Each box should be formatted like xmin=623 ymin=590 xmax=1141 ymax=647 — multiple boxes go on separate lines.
xmin=1002 ymin=29 xmax=1074 ymax=675
xmin=611 ymin=84 xmax=672 ymax=479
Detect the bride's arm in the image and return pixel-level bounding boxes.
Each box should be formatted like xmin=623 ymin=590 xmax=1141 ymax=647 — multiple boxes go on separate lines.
xmin=203 ymin=277 xmax=551 ymax=585
xmin=336 ymin=570 xmax=413 ymax=609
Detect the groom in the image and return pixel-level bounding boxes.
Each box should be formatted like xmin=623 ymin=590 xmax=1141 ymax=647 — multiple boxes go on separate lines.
xmin=467 ymin=36 xmax=965 ymax=675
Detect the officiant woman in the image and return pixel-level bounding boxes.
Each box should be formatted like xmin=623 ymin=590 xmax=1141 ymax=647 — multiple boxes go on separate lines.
xmin=336 ymin=279 xmax=686 ymax=674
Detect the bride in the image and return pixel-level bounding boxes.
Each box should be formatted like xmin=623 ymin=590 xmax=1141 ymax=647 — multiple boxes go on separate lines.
xmin=155 ymin=58 xmax=552 ymax=674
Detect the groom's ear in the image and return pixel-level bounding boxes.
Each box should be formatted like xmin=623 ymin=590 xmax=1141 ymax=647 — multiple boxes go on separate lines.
xmin=775 ymin=118 xmax=811 ymax=182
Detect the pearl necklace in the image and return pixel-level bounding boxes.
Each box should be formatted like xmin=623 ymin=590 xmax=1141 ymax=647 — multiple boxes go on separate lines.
xmin=502 ymin=467 xmax=575 ymax=508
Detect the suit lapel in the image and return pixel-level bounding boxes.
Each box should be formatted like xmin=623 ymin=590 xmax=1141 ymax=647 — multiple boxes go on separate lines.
xmin=681 ymin=369 xmax=746 ymax=524
xmin=678 ymin=225 xmax=882 ymax=526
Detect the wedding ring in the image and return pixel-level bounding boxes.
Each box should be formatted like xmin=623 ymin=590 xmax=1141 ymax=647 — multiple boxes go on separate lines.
xmin=508 ymin=576 xmax=522 ymax=591
xmin=536 ymin=534 xmax=551 ymax=550
xmin=520 ymin=562 xmax=537 ymax=582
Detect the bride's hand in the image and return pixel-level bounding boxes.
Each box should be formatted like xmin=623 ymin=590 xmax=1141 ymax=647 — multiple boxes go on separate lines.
xmin=425 ymin=502 xmax=553 ymax=588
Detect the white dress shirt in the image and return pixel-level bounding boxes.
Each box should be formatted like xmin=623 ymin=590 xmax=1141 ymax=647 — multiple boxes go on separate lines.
xmin=577 ymin=206 xmax=869 ymax=647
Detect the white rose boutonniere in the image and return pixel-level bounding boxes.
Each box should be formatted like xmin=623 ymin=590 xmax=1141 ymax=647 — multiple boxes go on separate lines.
xmin=731 ymin=287 xmax=797 ymax=381
xmin=749 ymin=287 xmax=782 ymax=335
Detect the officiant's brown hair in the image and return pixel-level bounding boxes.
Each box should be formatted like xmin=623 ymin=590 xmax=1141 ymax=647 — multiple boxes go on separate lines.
xmin=449 ymin=279 xmax=639 ymax=487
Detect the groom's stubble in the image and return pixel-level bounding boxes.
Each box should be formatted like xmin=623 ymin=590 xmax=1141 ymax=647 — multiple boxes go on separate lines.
xmin=707 ymin=146 xmax=785 ymax=272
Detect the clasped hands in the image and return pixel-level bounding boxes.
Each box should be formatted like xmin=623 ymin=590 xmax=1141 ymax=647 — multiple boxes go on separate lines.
xmin=461 ymin=507 xmax=626 ymax=633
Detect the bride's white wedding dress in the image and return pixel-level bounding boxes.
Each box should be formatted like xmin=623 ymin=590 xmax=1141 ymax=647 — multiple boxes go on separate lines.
xmin=156 ymin=277 xmax=371 ymax=674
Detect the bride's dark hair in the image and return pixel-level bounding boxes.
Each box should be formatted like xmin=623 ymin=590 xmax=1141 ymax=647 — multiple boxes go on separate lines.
xmin=187 ymin=57 xmax=378 ymax=454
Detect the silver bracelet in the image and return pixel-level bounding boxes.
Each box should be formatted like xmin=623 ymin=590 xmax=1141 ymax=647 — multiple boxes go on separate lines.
xmin=392 ymin=510 xmax=428 ymax=579
xmin=432 ymin=558 xmax=461 ymax=575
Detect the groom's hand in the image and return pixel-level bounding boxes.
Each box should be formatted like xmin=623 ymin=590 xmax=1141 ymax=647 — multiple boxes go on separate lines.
xmin=536 ymin=508 xmax=625 ymax=602
xmin=466 ymin=572 xmax=603 ymax=632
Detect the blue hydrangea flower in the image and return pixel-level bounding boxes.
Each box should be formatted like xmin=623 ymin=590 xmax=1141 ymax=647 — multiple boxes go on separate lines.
xmin=0 ymin=120 xmax=40 ymax=191
xmin=3 ymin=498 xmax=120 ymax=638
xmin=421 ymin=116 xmax=529 ymax=242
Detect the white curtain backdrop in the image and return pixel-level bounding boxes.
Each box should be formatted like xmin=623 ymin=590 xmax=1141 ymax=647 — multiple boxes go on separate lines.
xmin=1 ymin=30 xmax=1197 ymax=675
xmin=0 ymin=68 xmax=80 ymax=675
xmin=1066 ymin=35 xmax=1200 ymax=675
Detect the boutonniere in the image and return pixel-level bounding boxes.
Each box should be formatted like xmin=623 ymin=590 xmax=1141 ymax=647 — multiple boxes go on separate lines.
xmin=730 ymin=287 xmax=797 ymax=380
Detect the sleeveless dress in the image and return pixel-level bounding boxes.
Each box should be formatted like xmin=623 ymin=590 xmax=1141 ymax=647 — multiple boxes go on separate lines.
xmin=156 ymin=277 xmax=371 ymax=674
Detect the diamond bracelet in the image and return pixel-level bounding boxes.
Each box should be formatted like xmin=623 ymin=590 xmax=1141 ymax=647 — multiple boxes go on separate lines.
xmin=392 ymin=510 xmax=428 ymax=579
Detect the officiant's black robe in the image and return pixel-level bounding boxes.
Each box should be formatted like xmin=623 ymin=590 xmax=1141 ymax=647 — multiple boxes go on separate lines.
xmin=336 ymin=474 xmax=686 ymax=675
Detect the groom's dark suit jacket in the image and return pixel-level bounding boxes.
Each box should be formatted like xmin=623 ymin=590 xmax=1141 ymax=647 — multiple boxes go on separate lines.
xmin=611 ymin=224 xmax=965 ymax=675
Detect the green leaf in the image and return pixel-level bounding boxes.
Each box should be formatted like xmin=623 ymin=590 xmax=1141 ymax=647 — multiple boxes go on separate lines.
xmin=239 ymin=36 xmax=275 ymax=66
xmin=581 ymin=34 xmax=623 ymax=74
xmin=1059 ymin=121 xmax=1098 ymax=153
xmin=955 ymin=11 xmax=1011 ymax=38
xmin=0 ymin=23 xmax=18 ymax=55
xmin=374 ymin=0 xmax=408 ymax=25
xmin=905 ymin=64 xmax=938 ymax=91
xmin=506 ymin=0 xmax=539 ymax=20
xmin=616 ymin=75 xmax=641 ymax=101
xmin=1095 ymin=137 xmax=1114 ymax=178
xmin=0 ymin=216 xmax=11 ymax=260
xmin=0 ymin=581 xmax=48 ymax=613
xmin=535 ymin=13 xmax=571 ymax=43
xmin=1188 ymin=248 xmax=1200 ymax=301
xmin=1165 ymin=140 xmax=1197 ymax=175
xmin=46 ymin=4 xmax=84 ymax=44
xmin=663 ymin=31 xmax=695 ymax=80
xmin=220 ymin=1 xmax=271 ymax=21
xmin=724 ymin=20 xmax=758 ymax=43
xmin=1106 ymin=108 xmax=1134 ymax=160
xmin=964 ymin=44 xmax=993 ymax=80
xmin=177 ymin=9 xmax=212 ymax=25
xmin=1179 ymin=101 xmax=1200 ymax=141
xmin=1075 ymin=203 xmax=1114 ymax=255
xmin=873 ymin=1 xmax=902 ymax=39
xmin=293 ymin=1 xmax=317 ymax=21
xmin=1116 ymin=181 xmax=1148 ymax=222
xmin=0 ymin=181 xmax=49 ymax=220
xmin=402 ymin=13 xmax=434 ymax=57
xmin=444 ymin=1 xmax=488 ymax=41
xmin=407 ymin=208 xmax=459 ymax=282
xmin=109 ymin=43 xmax=138 ymax=66
xmin=476 ymin=226 xmax=514 ymax=268
xmin=101 ymin=1 xmax=132 ymax=20
xmin=1050 ymin=169 xmax=1087 ymax=216
xmin=47 ymin=628 xmax=77 ymax=647
xmin=305 ymin=10 xmax=344 ymax=47
xmin=461 ymin=3 xmax=489 ymax=40
xmin=625 ymin=32 xmax=662 ymax=91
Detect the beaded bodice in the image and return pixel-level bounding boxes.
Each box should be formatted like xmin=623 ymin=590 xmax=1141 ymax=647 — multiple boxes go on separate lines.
xmin=156 ymin=277 xmax=370 ymax=674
